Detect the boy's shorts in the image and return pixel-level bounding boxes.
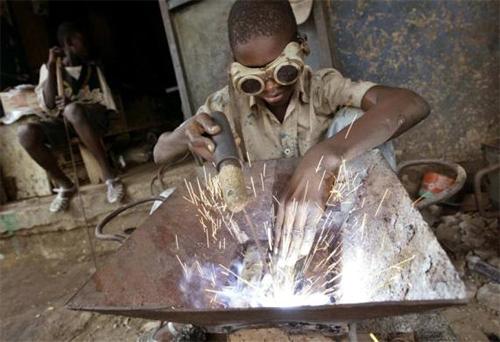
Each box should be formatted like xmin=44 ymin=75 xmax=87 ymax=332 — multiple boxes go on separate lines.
xmin=39 ymin=103 xmax=111 ymax=147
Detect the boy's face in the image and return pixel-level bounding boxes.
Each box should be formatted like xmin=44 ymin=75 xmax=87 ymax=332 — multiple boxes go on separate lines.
xmin=233 ymin=34 xmax=296 ymax=108
xmin=65 ymin=32 xmax=88 ymax=61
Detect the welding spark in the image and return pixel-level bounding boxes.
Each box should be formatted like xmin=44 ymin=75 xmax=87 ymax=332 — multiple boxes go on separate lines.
xmin=344 ymin=113 xmax=358 ymax=140
xmin=250 ymin=176 xmax=257 ymax=198
xmin=374 ymin=189 xmax=390 ymax=217
xmin=315 ymin=155 xmax=324 ymax=173
xmin=318 ymin=169 xmax=327 ymax=191
xmin=246 ymin=151 xmax=252 ymax=168
xmin=178 ymin=159 xmax=409 ymax=309
xmin=175 ymin=254 xmax=187 ymax=275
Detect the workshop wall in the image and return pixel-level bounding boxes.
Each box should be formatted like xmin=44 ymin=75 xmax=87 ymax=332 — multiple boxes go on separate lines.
xmin=329 ymin=0 xmax=499 ymax=162
xmin=172 ymin=0 xmax=321 ymax=114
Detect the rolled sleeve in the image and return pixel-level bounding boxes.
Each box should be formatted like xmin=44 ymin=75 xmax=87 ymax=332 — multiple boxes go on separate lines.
xmin=195 ymin=86 xmax=231 ymax=117
xmin=318 ymin=68 xmax=377 ymax=110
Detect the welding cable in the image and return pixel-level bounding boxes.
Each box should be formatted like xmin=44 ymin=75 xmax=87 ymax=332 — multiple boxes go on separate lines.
xmin=57 ymin=57 xmax=99 ymax=268
xmin=95 ymin=197 xmax=167 ymax=243
xmin=397 ymin=159 xmax=466 ymax=209
xmin=150 ymin=151 xmax=191 ymax=196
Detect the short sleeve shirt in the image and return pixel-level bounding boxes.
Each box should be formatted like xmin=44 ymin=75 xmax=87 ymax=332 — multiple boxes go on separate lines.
xmin=195 ymin=66 xmax=376 ymax=161
xmin=35 ymin=63 xmax=117 ymax=118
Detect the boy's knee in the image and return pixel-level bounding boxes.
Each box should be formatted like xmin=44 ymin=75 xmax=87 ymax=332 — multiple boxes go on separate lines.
xmin=17 ymin=123 xmax=43 ymax=149
xmin=63 ymin=103 xmax=86 ymax=126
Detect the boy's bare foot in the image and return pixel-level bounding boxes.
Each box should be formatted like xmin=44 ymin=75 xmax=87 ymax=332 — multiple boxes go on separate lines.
xmin=49 ymin=185 xmax=76 ymax=213
xmin=105 ymin=177 xmax=125 ymax=204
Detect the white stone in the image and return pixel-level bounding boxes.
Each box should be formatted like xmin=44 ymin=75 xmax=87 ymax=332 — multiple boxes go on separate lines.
xmin=141 ymin=321 xmax=161 ymax=332
xmin=435 ymin=222 xmax=461 ymax=247
xmin=441 ymin=215 xmax=459 ymax=225
xmin=476 ymin=283 xmax=500 ymax=312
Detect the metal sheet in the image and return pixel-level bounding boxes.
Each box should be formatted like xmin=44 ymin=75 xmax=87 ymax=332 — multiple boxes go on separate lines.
xmin=68 ymin=300 xmax=466 ymax=330
xmin=66 ymin=152 xmax=466 ymax=328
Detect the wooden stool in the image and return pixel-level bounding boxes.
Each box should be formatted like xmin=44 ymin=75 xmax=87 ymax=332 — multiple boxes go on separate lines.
xmin=78 ymin=143 xmax=104 ymax=184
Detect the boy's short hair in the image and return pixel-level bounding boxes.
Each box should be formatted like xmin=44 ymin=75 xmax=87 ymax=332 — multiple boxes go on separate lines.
xmin=228 ymin=0 xmax=297 ymax=50
xmin=57 ymin=22 xmax=82 ymax=46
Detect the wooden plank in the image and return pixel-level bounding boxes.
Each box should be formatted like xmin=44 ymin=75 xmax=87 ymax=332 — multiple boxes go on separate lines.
xmin=79 ymin=144 xmax=104 ymax=184
xmin=158 ymin=0 xmax=194 ymax=119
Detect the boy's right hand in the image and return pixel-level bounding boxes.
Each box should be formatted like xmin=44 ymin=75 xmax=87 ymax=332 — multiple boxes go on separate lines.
xmin=47 ymin=46 xmax=64 ymax=66
xmin=185 ymin=112 xmax=221 ymax=161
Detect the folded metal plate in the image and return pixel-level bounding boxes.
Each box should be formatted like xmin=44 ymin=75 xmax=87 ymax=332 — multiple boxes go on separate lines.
xmin=66 ymin=152 xmax=466 ymax=327
xmin=68 ymin=300 xmax=466 ymax=329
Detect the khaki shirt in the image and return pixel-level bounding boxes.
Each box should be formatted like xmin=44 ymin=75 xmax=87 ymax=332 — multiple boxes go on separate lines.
xmin=196 ymin=66 xmax=376 ymax=161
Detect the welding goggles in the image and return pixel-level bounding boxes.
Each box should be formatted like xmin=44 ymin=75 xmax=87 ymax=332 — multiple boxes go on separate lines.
xmin=230 ymin=40 xmax=309 ymax=96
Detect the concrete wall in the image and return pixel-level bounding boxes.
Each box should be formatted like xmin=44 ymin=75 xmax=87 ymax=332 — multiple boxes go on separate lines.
xmin=329 ymin=0 xmax=499 ymax=161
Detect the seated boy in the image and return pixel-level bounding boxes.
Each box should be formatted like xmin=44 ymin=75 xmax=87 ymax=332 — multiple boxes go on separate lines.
xmin=154 ymin=0 xmax=430 ymax=263
xmin=17 ymin=22 xmax=125 ymax=212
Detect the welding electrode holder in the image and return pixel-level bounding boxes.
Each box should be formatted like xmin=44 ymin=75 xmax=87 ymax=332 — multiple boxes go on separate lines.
xmin=210 ymin=111 xmax=249 ymax=212
xmin=211 ymin=111 xmax=240 ymax=170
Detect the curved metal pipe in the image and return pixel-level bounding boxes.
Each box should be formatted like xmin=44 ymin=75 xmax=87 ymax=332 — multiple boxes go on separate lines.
xmin=474 ymin=162 xmax=500 ymax=218
xmin=95 ymin=197 xmax=167 ymax=243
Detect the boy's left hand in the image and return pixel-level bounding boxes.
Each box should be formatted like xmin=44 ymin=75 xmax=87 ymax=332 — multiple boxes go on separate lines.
xmin=274 ymin=145 xmax=339 ymax=264
xmin=55 ymin=96 xmax=70 ymax=114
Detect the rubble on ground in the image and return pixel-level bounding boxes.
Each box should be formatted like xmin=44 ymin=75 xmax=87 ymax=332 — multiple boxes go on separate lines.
xmin=476 ymin=283 xmax=500 ymax=312
xmin=430 ymin=211 xmax=499 ymax=313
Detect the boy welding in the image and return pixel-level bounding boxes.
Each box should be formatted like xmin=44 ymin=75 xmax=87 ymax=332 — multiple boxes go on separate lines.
xmin=17 ymin=22 xmax=125 ymax=212
xmin=154 ymin=0 xmax=430 ymax=263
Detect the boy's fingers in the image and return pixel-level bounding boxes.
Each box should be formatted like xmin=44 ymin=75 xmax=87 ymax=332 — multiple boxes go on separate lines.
xmin=273 ymin=201 xmax=285 ymax=253
xmin=50 ymin=47 xmax=63 ymax=57
xmin=187 ymin=133 xmax=215 ymax=161
xmin=279 ymin=200 xmax=297 ymax=263
xmin=196 ymin=113 xmax=221 ymax=135
xmin=188 ymin=141 xmax=214 ymax=162
xmin=187 ymin=132 xmax=215 ymax=154
xmin=286 ymin=202 xmax=308 ymax=261
xmin=299 ymin=206 xmax=322 ymax=257
xmin=185 ymin=122 xmax=201 ymax=141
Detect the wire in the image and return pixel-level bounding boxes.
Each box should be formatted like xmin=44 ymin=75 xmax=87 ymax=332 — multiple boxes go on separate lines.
xmin=57 ymin=57 xmax=98 ymax=269
xmin=62 ymin=117 xmax=98 ymax=269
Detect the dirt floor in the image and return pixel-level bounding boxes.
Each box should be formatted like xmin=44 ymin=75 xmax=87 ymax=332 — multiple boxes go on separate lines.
xmin=1 ymin=164 xmax=499 ymax=341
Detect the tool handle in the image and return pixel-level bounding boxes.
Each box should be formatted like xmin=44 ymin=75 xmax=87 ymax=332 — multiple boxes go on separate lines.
xmin=211 ymin=111 xmax=240 ymax=170
xmin=56 ymin=57 xmax=64 ymax=97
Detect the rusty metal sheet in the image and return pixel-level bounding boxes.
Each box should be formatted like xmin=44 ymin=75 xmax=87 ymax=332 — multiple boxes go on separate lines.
xmin=68 ymin=300 xmax=466 ymax=330
xmin=66 ymin=152 xmax=466 ymax=328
